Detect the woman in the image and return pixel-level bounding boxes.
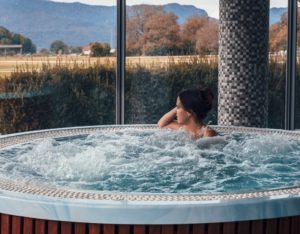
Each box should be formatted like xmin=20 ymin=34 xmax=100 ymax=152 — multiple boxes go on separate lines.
xmin=158 ymin=87 xmax=216 ymax=138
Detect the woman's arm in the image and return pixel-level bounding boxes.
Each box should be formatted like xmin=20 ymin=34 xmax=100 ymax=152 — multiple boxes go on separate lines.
xmin=157 ymin=107 xmax=177 ymax=128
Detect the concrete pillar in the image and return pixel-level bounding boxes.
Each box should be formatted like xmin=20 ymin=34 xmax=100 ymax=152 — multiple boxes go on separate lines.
xmin=218 ymin=0 xmax=269 ymax=127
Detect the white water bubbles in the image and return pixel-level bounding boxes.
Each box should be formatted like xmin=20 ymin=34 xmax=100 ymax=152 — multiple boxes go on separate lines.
xmin=0 ymin=129 xmax=300 ymax=194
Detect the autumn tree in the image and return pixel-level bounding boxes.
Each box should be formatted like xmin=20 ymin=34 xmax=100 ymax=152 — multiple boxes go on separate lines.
xmin=143 ymin=12 xmax=182 ymax=55
xmin=126 ymin=5 xmax=181 ymax=55
xmin=126 ymin=5 xmax=164 ymax=55
xmin=269 ymin=13 xmax=288 ymax=52
xmin=269 ymin=9 xmax=300 ymax=53
xmin=181 ymin=16 xmax=209 ymax=54
xmin=180 ymin=16 xmax=219 ymax=55
xmin=126 ymin=6 xmax=221 ymax=56
xmin=195 ymin=20 xmax=219 ymax=54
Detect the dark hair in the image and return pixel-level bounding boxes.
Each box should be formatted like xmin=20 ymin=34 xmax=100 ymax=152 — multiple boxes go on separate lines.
xmin=178 ymin=87 xmax=213 ymax=121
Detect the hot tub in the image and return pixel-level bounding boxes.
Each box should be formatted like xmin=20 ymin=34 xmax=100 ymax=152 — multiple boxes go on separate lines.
xmin=0 ymin=125 xmax=300 ymax=234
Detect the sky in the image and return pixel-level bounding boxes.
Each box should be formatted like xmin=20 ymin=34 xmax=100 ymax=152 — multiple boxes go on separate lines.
xmin=50 ymin=0 xmax=288 ymax=18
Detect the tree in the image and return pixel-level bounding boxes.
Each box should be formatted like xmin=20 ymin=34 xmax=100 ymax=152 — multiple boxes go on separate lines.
xmin=39 ymin=48 xmax=50 ymax=55
xmin=126 ymin=5 xmax=165 ymax=55
xmin=181 ymin=16 xmax=209 ymax=54
xmin=195 ymin=21 xmax=219 ymax=55
xmin=126 ymin=5 xmax=181 ymax=56
xmin=50 ymin=40 xmax=69 ymax=54
xmin=22 ymin=38 xmax=36 ymax=54
xmin=0 ymin=26 xmax=36 ymax=54
xmin=0 ymin=27 xmax=11 ymax=41
xmin=11 ymin=33 xmax=22 ymax=44
xmin=0 ymin=38 xmax=11 ymax=45
xmin=69 ymin=46 xmax=82 ymax=54
xmin=269 ymin=9 xmax=300 ymax=53
xmin=269 ymin=13 xmax=287 ymax=52
xmin=180 ymin=16 xmax=219 ymax=55
xmin=90 ymin=42 xmax=111 ymax=57
xmin=143 ymin=12 xmax=182 ymax=55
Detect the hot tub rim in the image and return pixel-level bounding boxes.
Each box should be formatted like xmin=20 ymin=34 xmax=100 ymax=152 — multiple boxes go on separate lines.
xmin=1 ymin=124 xmax=300 ymax=224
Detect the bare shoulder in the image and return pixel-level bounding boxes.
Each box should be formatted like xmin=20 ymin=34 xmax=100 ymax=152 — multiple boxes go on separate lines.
xmin=160 ymin=121 xmax=182 ymax=130
xmin=203 ymin=126 xmax=217 ymax=137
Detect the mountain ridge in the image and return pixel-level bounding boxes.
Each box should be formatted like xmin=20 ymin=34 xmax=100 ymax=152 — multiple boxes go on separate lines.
xmin=0 ymin=0 xmax=287 ymax=49
xmin=269 ymin=7 xmax=287 ymax=25
xmin=0 ymin=0 xmax=209 ymax=49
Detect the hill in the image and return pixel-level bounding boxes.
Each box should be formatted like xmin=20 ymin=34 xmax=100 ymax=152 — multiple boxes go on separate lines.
xmin=0 ymin=0 xmax=287 ymax=49
xmin=0 ymin=0 xmax=208 ymax=49
xmin=164 ymin=3 xmax=208 ymax=24
xmin=270 ymin=7 xmax=287 ymax=25
xmin=0 ymin=0 xmax=116 ymax=49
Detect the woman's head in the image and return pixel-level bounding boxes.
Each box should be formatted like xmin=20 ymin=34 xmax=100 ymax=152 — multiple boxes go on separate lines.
xmin=177 ymin=87 xmax=213 ymax=123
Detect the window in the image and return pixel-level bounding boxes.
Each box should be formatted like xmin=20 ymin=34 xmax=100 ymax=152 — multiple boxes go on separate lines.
xmin=125 ymin=0 xmax=218 ymax=125
xmin=268 ymin=0 xmax=288 ymax=129
xmin=0 ymin=0 xmax=117 ymax=133
xmin=296 ymin=1 xmax=300 ymax=129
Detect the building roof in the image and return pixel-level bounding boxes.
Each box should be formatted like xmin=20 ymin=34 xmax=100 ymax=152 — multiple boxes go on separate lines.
xmin=0 ymin=45 xmax=22 ymax=49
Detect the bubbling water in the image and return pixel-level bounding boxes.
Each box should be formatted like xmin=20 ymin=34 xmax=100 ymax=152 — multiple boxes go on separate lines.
xmin=0 ymin=129 xmax=300 ymax=194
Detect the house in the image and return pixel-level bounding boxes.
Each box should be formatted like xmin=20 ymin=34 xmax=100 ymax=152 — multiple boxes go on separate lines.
xmin=82 ymin=44 xmax=91 ymax=56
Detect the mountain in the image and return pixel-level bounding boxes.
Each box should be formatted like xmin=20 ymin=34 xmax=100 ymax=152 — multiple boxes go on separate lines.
xmin=0 ymin=0 xmax=116 ymax=49
xmin=164 ymin=3 xmax=208 ymax=24
xmin=270 ymin=7 xmax=287 ymax=25
xmin=0 ymin=0 xmax=208 ymax=49
xmin=0 ymin=0 xmax=287 ymax=50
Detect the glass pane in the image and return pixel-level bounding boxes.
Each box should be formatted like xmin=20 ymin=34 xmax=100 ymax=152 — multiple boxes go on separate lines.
xmin=296 ymin=1 xmax=300 ymax=129
xmin=0 ymin=0 xmax=117 ymax=134
xmin=268 ymin=0 xmax=288 ymax=129
xmin=125 ymin=1 xmax=219 ymax=125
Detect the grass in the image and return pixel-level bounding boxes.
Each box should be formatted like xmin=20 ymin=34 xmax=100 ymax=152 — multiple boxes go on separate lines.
xmin=0 ymin=54 xmax=287 ymax=78
xmin=0 ymin=55 xmax=115 ymax=77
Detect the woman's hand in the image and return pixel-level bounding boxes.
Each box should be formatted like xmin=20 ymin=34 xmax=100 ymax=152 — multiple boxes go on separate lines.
xmin=157 ymin=107 xmax=177 ymax=128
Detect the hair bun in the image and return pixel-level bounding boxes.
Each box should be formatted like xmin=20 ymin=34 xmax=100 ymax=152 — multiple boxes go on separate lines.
xmin=198 ymin=87 xmax=213 ymax=106
xmin=178 ymin=86 xmax=213 ymax=121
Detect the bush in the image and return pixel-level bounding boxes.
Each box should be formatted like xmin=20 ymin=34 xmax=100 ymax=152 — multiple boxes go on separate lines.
xmin=0 ymin=56 xmax=296 ymax=134
xmin=90 ymin=42 xmax=111 ymax=57
xmin=0 ymin=63 xmax=116 ymax=133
